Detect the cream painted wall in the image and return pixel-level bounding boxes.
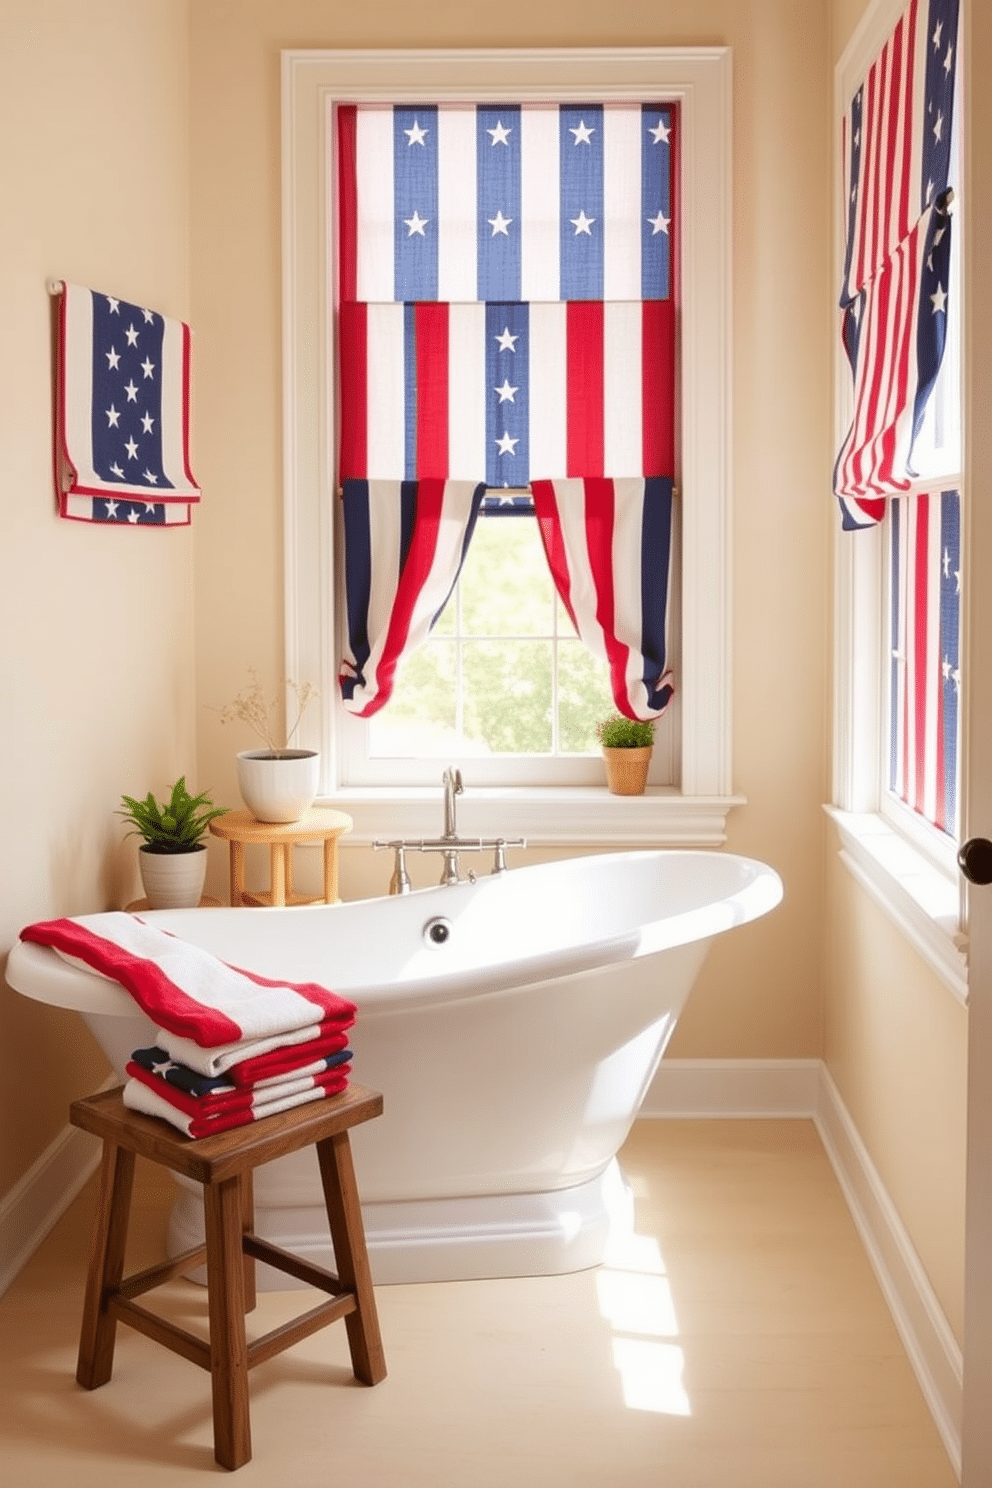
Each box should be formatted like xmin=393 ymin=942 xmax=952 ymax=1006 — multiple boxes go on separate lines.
xmin=820 ymin=0 xmax=969 ymax=1345
xmin=0 ymin=1 xmax=196 ymax=1196
xmin=188 ymin=0 xmax=832 ymax=1063
xmin=825 ymin=841 xmax=967 ymax=1340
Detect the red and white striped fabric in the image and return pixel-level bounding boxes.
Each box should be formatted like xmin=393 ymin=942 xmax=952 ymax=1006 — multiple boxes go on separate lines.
xmin=531 ymin=477 xmax=675 ymax=722
xmin=19 ymin=913 xmax=355 ymax=1056
xmin=888 ymin=488 xmax=960 ymax=833
xmin=123 ymin=1068 xmax=351 ymax=1139
xmin=155 ymin=1022 xmax=351 ymax=1082
xmin=339 ymin=478 xmax=485 ymax=717
xmin=339 ymin=300 xmax=674 ymax=487
xmin=833 ymin=0 xmax=958 ymax=527
xmin=833 ymin=203 xmax=949 ymax=517
xmin=839 ymin=0 xmax=956 ymax=303
xmin=160 ymin=1023 xmax=351 ymax=1085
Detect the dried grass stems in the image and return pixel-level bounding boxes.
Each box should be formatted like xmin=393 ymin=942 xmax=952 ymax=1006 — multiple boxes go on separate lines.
xmin=216 ymin=669 xmax=317 ymax=756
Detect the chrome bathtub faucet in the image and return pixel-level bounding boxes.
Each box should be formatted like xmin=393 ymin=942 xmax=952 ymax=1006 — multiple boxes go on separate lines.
xmin=442 ymin=766 xmax=463 ymax=840
xmin=372 ymin=768 xmax=526 ymax=892
xmin=440 ymin=765 xmax=464 ymax=884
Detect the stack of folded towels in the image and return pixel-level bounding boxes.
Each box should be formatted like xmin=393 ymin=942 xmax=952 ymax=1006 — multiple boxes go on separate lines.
xmin=20 ymin=912 xmax=357 ymax=1138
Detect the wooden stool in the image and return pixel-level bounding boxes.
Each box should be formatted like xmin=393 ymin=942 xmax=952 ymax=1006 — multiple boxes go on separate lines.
xmin=70 ymin=1083 xmax=386 ymax=1471
xmin=209 ymin=807 xmax=353 ymax=907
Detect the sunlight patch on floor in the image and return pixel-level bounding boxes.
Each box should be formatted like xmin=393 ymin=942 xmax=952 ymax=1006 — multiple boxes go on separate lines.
xmin=597 ymin=1180 xmax=690 ymax=1415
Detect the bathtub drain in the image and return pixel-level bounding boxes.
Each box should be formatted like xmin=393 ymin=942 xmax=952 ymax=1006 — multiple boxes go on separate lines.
xmin=423 ymin=917 xmax=452 ymax=946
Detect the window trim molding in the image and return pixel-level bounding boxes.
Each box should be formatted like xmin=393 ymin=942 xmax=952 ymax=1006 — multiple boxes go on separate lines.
xmin=281 ymin=46 xmax=737 ymax=844
xmin=831 ymin=1 xmax=966 ymax=979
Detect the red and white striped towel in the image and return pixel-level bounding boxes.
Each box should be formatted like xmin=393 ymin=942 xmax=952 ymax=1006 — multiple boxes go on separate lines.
xmin=154 ymin=1022 xmax=352 ymax=1081
xmin=20 ymin=913 xmax=356 ymax=1056
xmin=122 ymin=1071 xmax=351 ymax=1138
xmin=125 ymin=1058 xmax=352 ymax=1122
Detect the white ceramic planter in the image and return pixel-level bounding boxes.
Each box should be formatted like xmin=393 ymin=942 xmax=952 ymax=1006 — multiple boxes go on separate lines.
xmin=138 ymin=845 xmax=208 ymax=909
xmin=236 ymin=749 xmax=320 ymax=823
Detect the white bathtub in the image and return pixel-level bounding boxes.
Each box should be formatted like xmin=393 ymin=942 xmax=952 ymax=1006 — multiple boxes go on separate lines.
xmin=8 ymin=849 xmax=782 ymax=1283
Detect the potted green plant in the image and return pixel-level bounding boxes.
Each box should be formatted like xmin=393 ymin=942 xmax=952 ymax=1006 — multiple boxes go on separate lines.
xmin=216 ymin=669 xmax=319 ymax=823
xmin=118 ymin=777 xmax=228 ymax=908
xmin=595 ymin=713 xmax=656 ymax=796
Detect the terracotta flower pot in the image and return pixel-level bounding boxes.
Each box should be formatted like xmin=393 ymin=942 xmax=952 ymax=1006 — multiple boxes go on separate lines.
xmin=602 ymin=746 xmax=653 ymax=796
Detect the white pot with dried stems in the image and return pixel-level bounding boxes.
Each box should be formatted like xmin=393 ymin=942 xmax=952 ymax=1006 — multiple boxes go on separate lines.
xmin=217 ymin=671 xmax=319 ymax=824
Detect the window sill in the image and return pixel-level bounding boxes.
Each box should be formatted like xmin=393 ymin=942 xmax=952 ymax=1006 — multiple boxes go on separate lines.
xmin=320 ymin=786 xmax=746 ymax=848
xmin=825 ymin=805 xmax=968 ymax=1005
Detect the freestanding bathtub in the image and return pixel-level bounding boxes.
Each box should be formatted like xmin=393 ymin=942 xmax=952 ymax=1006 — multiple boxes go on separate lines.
xmin=7 ymin=849 xmax=782 ymax=1284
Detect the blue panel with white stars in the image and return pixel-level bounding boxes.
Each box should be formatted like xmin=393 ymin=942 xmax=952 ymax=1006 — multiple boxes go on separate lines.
xmin=348 ymin=102 xmax=676 ymax=304
xmin=477 ymin=105 xmax=522 ymax=301
xmin=394 ymin=106 xmax=439 ymax=301
xmin=559 ymin=106 xmax=604 ymax=299
xmin=90 ymin=294 xmax=172 ymax=489
xmin=485 ymin=303 xmax=530 ymax=488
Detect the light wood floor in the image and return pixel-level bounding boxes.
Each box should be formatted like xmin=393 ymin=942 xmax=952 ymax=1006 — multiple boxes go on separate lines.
xmin=0 ymin=1119 xmax=958 ymax=1486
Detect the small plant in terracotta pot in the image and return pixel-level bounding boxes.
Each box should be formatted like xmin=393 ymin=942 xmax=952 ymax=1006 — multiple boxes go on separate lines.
xmin=118 ymin=777 xmax=227 ymax=908
xmin=595 ymin=713 xmax=655 ymax=796
xmin=217 ymin=669 xmax=320 ymax=823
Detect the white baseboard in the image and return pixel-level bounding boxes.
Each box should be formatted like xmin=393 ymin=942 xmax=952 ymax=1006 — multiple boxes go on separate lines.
xmin=0 ymin=1099 xmax=107 ymax=1300
xmin=643 ymin=1056 xmax=962 ymax=1480
xmin=643 ymin=1056 xmax=823 ymax=1116
xmin=814 ymin=1065 xmax=962 ymax=1479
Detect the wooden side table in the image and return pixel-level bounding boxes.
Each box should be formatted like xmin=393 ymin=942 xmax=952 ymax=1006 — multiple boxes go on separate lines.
xmin=209 ymin=807 xmax=353 ymax=907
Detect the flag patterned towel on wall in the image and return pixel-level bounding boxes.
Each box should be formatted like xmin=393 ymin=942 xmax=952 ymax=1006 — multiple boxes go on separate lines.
xmin=19 ymin=913 xmax=356 ymax=1053
xmin=54 ymin=281 xmax=201 ymax=526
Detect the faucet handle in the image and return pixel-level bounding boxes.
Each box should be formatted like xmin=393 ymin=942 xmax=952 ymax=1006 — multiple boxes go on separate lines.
xmin=389 ymin=845 xmax=412 ymax=896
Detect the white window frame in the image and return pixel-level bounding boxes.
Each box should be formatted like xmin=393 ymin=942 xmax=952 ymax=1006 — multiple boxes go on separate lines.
xmin=281 ymin=46 xmax=738 ymax=846
xmin=828 ymin=1 xmax=967 ymax=1002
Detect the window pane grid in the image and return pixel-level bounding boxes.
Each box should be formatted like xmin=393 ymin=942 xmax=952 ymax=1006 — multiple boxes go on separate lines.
xmin=368 ymin=513 xmax=615 ymax=759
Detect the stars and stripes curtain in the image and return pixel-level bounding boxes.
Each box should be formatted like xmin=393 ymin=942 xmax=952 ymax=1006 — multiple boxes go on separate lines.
xmin=888 ymin=488 xmax=959 ymax=834
xmin=834 ymin=0 xmax=959 ymax=530
xmin=54 ymin=282 xmax=200 ymax=526
xmin=532 ymin=478 xmax=675 ymax=721
xmin=335 ymin=102 xmax=678 ymax=722
xmin=339 ymin=478 xmax=485 ymax=717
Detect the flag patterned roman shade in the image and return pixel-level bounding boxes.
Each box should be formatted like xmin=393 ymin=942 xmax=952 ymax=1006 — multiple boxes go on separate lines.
xmin=337 ymin=101 xmax=676 ymax=489
xmin=834 ymin=0 xmax=959 ymax=529
xmin=334 ymin=102 xmax=678 ymax=723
